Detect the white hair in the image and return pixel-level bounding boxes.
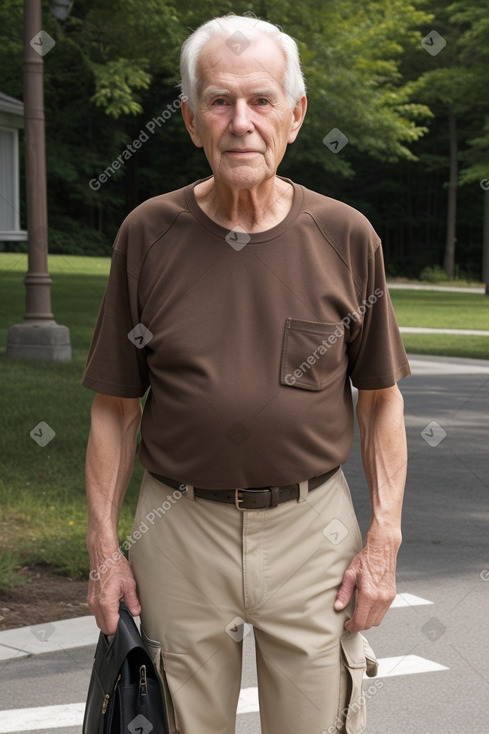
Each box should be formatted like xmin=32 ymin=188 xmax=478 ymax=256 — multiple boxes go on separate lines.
xmin=180 ymin=14 xmax=306 ymax=111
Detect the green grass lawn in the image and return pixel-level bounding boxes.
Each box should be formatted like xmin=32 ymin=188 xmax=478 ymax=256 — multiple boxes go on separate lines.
xmin=0 ymin=254 xmax=488 ymax=584
xmin=389 ymin=289 xmax=489 ymax=329
xmin=0 ymin=254 xmax=143 ymax=583
xmin=389 ymin=289 xmax=489 ymax=360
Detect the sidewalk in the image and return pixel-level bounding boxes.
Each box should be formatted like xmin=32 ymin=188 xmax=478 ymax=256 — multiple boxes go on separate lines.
xmin=0 ymin=615 xmax=99 ymax=662
xmin=387 ymin=282 xmax=485 ymax=294
xmin=399 ymin=326 xmax=489 ymax=336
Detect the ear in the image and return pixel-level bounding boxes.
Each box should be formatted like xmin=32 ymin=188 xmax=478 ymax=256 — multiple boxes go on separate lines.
xmin=287 ymin=95 xmax=307 ymax=144
xmin=181 ymin=100 xmax=203 ymax=148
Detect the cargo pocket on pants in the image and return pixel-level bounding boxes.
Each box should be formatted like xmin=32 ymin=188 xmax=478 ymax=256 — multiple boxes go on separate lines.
xmin=141 ymin=627 xmax=180 ymax=734
xmin=337 ymin=632 xmax=378 ymax=734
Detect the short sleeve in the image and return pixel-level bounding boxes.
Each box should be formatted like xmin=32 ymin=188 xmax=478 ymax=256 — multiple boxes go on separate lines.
xmin=347 ymin=242 xmax=410 ymax=389
xmin=81 ymin=241 xmax=150 ymax=398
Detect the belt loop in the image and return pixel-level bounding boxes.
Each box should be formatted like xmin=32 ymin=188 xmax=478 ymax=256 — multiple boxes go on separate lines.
xmin=270 ymin=487 xmax=280 ymax=508
xmin=298 ymin=480 xmax=308 ymax=503
xmin=185 ymin=484 xmax=195 ymax=501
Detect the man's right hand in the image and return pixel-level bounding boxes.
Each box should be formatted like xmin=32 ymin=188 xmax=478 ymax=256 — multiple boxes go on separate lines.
xmin=85 ymin=394 xmax=143 ymax=634
xmin=87 ymin=548 xmax=142 ymax=635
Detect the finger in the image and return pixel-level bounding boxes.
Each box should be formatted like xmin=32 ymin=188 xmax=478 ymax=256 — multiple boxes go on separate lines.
xmin=346 ymin=597 xmax=390 ymax=632
xmin=344 ymin=591 xmax=373 ymax=632
xmin=97 ymin=605 xmax=120 ymax=636
xmin=122 ymin=583 xmax=142 ymax=618
xmin=334 ymin=567 xmax=357 ymax=611
xmin=370 ymin=602 xmax=391 ymax=628
xmin=344 ymin=612 xmax=366 ymax=633
xmin=88 ymin=580 xmax=122 ymax=634
xmin=364 ymin=586 xmax=396 ymax=629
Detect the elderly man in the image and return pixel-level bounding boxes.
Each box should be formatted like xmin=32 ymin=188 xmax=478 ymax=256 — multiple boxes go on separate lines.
xmin=83 ymin=14 xmax=410 ymax=734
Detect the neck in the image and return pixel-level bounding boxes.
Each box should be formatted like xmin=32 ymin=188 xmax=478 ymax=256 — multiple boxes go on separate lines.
xmin=194 ymin=176 xmax=293 ymax=233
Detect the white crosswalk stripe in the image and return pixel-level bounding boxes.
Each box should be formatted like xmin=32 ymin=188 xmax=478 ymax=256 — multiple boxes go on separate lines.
xmin=372 ymin=655 xmax=448 ymax=679
xmin=0 ymin=704 xmax=84 ymax=733
xmin=389 ymin=592 xmax=433 ymax=608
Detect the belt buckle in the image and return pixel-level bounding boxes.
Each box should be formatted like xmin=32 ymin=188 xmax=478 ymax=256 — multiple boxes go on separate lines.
xmin=235 ymin=488 xmax=246 ymax=511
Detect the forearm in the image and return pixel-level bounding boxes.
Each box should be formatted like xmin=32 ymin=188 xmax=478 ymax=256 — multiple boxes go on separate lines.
xmin=334 ymin=385 xmax=407 ymax=629
xmin=86 ymin=394 xmax=142 ymax=551
xmin=356 ymin=384 xmax=407 ymax=546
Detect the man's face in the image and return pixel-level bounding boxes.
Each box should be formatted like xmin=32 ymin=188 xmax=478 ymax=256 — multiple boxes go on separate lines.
xmin=182 ymin=34 xmax=306 ymax=190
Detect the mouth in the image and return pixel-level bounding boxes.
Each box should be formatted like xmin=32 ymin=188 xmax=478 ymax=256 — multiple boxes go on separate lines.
xmin=225 ymin=149 xmax=260 ymax=155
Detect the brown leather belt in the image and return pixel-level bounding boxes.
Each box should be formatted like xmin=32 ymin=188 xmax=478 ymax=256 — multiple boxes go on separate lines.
xmin=150 ymin=467 xmax=340 ymax=510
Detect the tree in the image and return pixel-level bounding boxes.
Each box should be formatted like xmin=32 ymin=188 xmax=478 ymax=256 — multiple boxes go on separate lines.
xmin=6 ymin=0 xmax=484 ymax=277
xmin=410 ymin=5 xmax=466 ymax=279
xmin=261 ymin=0 xmax=432 ymax=182
xmin=448 ymin=0 xmax=489 ymax=292
xmin=410 ymin=0 xmax=489 ymax=281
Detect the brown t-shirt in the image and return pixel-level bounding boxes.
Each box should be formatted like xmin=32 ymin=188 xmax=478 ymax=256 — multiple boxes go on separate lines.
xmin=82 ymin=178 xmax=410 ymax=489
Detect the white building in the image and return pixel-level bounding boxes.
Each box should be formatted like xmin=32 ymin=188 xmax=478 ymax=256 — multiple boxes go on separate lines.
xmin=0 ymin=91 xmax=27 ymax=244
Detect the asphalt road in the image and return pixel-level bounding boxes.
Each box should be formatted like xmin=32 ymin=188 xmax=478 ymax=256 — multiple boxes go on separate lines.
xmin=0 ymin=354 xmax=488 ymax=734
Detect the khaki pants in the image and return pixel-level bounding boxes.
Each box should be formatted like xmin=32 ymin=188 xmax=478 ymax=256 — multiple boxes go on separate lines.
xmin=130 ymin=470 xmax=373 ymax=734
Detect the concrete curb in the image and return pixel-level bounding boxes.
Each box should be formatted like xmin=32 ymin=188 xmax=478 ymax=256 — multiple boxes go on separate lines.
xmin=401 ymin=326 xmax=489 ymax=336
xmin=407 ymin=353 xmax=489 ymax=374
xmin=0 ymin=615 xmax=98 ymax=661
xmin=388 ymin=283 xmax=485 ymax=294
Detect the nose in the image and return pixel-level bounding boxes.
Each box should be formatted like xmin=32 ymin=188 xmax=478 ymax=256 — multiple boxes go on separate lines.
xmin=228 ymin=99 xmax=254 ymax=135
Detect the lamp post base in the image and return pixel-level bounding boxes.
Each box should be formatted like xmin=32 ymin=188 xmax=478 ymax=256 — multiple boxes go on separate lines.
xmin=6 ymin=322 xmax=71 ymax=361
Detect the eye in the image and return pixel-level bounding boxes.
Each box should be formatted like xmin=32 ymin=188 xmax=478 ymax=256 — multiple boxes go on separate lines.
xmin=212 ymin=97 xmax=229 ymax=106
xmin=255 ymin=97 xmax=270 ymax=106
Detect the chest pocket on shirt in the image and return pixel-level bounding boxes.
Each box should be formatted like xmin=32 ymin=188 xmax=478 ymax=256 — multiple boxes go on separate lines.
xmin=280 ymin=317 xmax=346 ymax=391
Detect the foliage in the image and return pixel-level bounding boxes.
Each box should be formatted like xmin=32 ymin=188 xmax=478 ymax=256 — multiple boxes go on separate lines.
xmin=0 ymin=549 xmax=23 ymax=587
xmin=449 ymin=0 xmax=489 ymax=186
xmin=0 ymin=0 xmax=487 ymax=279
xmin=419 ymin=265 xmax=448 ymax=283
xmin=282 ymin=0 xmax=432 ymax=176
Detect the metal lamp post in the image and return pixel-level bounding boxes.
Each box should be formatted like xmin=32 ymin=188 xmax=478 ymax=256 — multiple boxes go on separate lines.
xmin=6 ymin=0 xmax=72 ymax=360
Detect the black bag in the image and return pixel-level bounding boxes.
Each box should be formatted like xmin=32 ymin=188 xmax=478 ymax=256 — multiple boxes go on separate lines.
xmin=83 ymin=601 xmax=169 ymax=734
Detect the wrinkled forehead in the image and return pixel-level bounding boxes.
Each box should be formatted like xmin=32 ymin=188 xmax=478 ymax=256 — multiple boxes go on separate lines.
xmin=195 ymin=33 xmax=287 ymax=96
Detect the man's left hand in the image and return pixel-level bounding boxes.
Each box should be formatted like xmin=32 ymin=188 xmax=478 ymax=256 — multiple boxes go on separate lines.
xmin=334 ymin=537 xmax=399 ymax=632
